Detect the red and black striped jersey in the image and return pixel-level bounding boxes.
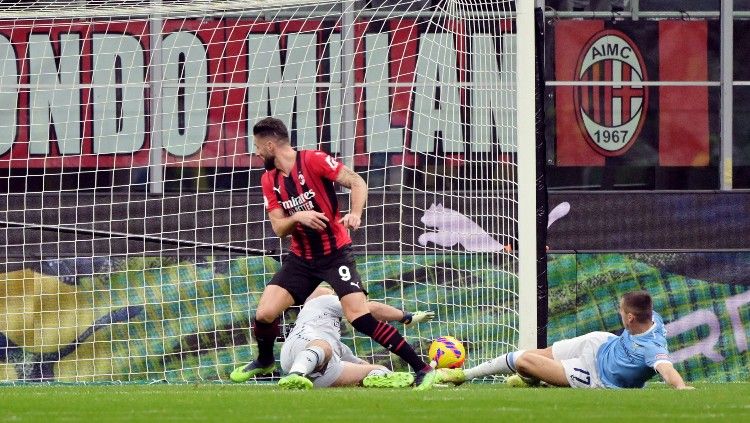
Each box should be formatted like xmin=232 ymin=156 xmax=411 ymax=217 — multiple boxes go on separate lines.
xmin=261 ymin=150 xmax=352 ymax=260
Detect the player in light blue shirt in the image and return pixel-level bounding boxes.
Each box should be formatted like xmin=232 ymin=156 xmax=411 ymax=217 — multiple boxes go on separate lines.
xmin=438 ymin=291 xmax=692 ymax=390
xmin=597 ymin=309 xmax=671 ymax=388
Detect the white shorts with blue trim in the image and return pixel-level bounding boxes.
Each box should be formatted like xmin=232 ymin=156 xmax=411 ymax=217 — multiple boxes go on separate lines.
xmin=552 ymin=331 xmax=616 ymax=389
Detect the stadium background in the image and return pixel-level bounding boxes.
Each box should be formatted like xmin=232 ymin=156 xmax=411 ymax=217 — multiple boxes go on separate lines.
xmin=1 ymin=1 xmax=749 ymax=385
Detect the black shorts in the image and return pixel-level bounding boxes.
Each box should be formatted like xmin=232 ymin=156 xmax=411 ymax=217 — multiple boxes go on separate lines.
xmin=268 ymin=245 xmax=366 ymax=305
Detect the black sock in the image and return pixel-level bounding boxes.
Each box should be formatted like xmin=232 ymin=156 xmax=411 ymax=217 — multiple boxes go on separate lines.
xmin=350 ymin=313 xmax=430 ymax=373
xmin=253 ymin=318 xmax=280 ymax=365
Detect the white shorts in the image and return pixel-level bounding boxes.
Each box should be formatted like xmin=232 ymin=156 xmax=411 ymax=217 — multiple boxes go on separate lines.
xmin=280 ymin=326 xmax=351 ymax=388
xmin=551 ymin=331 xmax=616 ymax=389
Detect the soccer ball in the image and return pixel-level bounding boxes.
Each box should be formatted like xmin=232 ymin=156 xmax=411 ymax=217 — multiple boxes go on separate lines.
xmin=428 ymin=336 xmax=466 ymax=369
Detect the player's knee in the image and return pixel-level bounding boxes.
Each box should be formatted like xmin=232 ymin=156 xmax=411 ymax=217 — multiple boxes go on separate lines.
xmin=340 ymin=293 xmax=369 ymax=322
xmin=303 ymin=341 xmax=332 ymax=371
xmin=344 ymin=308 xmax=369 ymax=323
xmin=514 ymin=353 xmax=534 ymax=374
xmin=541 ymin=347 xmax=555 ymax=359
xmin=307 ymin=340 xmax=333 ymax=363
xmin=254 ymin=307 xmax=279 ymax=324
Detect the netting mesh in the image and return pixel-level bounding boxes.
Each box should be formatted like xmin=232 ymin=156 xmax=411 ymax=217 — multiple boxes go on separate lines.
xmin=0 ymin=0 xmax=528 ymax=383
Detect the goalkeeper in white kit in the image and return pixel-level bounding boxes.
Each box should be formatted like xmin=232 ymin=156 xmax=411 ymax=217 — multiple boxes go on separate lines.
xmin=232 ymin=286 xmax=434 ymax=389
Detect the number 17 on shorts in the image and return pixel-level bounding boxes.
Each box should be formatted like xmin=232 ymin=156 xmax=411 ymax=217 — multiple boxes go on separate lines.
xmin=571 ymin=367 xmax=591 ymax=387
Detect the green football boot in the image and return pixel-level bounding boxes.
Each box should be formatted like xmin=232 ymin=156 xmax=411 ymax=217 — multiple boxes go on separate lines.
xmin=278 ymin=373 xmax=314 ymax=390
xmin=436 ymin=368 xmax=466 ymax=385
xmin=362 ymin=371 xmax=415 ymax=388
xmin=229 ymin=360 xmax=276 ymax=383
xmin=413 ymin=368 xmax=438 ymax=391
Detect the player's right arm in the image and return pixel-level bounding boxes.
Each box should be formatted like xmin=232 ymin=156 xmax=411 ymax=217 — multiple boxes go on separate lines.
xmin=267 ymin=208 xmax=329 ymax=237
xmin=655 ymin=362 xmax=693 ymax=390
xmin=261 ymin=173 xmax=329 ymax=237
xmin=335 ymin=166 xmax=367 ymax=230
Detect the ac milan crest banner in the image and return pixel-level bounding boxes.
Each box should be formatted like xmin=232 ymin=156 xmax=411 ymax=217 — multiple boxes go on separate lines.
xmin=548 ymin=20 xmax=720 ymax=167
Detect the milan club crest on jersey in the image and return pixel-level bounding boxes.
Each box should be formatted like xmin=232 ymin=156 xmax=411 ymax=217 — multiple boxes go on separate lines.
xmin=574 ymin=30 xmax=648 ymax=157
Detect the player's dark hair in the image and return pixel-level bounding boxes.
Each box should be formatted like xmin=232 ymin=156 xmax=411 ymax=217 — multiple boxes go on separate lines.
xmin=253 ymin=117 xmax=289 ymax=143
xmin=622 ymin=291 xmax=653 ymax=323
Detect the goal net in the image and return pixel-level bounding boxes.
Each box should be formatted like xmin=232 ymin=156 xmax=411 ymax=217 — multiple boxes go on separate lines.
xmin=0 ymin=0 xmax=541 ymax=382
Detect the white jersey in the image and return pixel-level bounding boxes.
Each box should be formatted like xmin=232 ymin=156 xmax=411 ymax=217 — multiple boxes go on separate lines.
xmin=288 ymin=294 xmax=344 ymax=343
xmin=281 ymin=294 xmax=360 ymax=387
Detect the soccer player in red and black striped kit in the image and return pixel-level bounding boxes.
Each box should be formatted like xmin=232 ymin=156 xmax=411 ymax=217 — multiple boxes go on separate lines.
xmin=230 ymin=117 xmax=436 ymax=390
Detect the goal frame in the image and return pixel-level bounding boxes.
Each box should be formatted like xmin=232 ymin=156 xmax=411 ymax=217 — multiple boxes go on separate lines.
xmin=0 ymin=0 xmax=548 ymax=382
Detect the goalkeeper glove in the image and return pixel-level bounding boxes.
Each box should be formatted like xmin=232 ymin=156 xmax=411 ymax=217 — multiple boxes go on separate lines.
xmin=400 ymin=310 xmax=435 ymax=326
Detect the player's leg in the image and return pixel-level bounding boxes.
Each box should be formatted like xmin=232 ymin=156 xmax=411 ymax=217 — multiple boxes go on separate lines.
xmin=255 ymin=285 xmax=295 ymax=360
xmin=278 ymin=339 xmax=332 ymax=390
xmin=437 ymin=347 xmax=558 ymax=386
xmin=503 ymin=347 xmax=552 ymax=387
xmin=461 ymin=332 xmax=613 ymax=388
xmin=513 ymin=353 xmax=569 ymax=387
xmin=229 ymin=285 xmax=294 ymax=382
xmin=322 ymin=247 xmax=436 ymax=390
xmin=441 ymin=332 xmax=613 ymax=387
xmin=444 ymin=332 xmax=611 ymax=384
xmin=339 ymin=292 xmax=435 ymax=389
xmin=437 ymin=348 xmax=527 ymax=384
xmin=252 ymin=255 xmax=322 ymax=366
xmin=231 ymin=256 xmax=317 ymax=383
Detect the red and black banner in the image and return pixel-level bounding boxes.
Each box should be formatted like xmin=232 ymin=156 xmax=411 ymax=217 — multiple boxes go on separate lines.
xmin=0 ymin=17 xmax=516 ymax=169
xmin=548 ymin=20 xmax=720 ymax=167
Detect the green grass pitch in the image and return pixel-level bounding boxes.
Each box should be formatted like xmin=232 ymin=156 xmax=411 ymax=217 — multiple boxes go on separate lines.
xmin=1 ymin=383 xmax=748 ymax=422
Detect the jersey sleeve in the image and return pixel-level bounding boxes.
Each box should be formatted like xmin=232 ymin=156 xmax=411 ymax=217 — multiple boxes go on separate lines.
xmin=644 ymin=342 xmax=672 ymax=368
xmin=260 ymin=172 xmax=281 ymax=213
xmin=306 ymin=150 xmax=343 ymax=181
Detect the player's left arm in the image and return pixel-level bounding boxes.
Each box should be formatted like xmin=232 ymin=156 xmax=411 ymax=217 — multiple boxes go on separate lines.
xmin=367 ymin=301 xmax=434 ymax=327
xmin=655 ymin=362 xmax=693 ymax=390
xmin=335 ymin=165 xmax=367 ymax=230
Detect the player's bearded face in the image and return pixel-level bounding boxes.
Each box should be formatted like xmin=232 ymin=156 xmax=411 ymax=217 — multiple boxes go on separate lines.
xmin=264 ymin=154 xmax=276 ymax=171
xmin=254 ymin=137 xmax=277 ymax=170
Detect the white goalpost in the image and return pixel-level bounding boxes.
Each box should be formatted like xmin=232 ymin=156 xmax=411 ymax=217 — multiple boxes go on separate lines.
xmin=516 ymin=0 xmax=539 ymax=351
xmin=0 ymin=0 xmax=539 ymax=382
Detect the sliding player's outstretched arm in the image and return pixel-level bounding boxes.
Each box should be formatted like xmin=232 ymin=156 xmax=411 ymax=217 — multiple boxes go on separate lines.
xmin=366 ymin=301 xmax=435 ymax=326
xmin=655 ymin=362 xmax=693 ymax=390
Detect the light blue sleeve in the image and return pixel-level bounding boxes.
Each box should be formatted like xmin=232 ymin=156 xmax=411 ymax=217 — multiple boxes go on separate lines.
xmin=644 ymin=342 xmax=671 ymax=368
xmin=652 ymin=311 xmax=668 ymax=337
